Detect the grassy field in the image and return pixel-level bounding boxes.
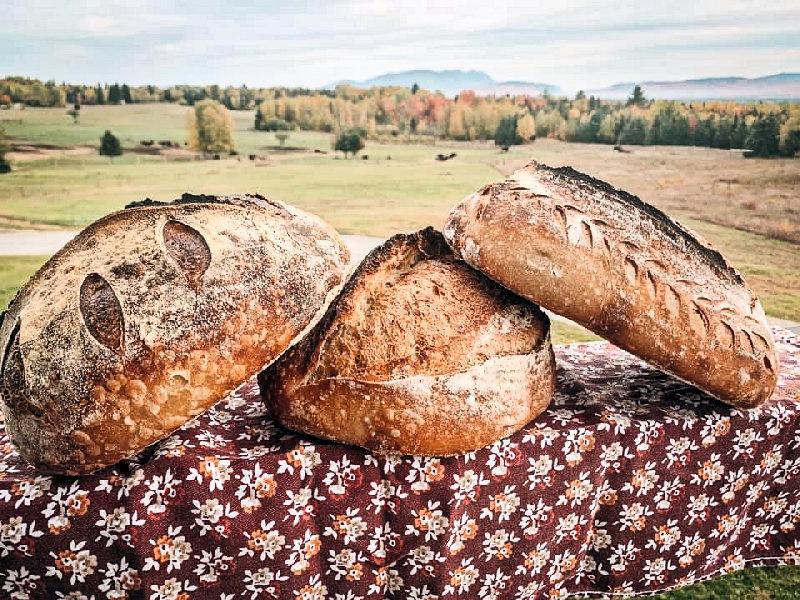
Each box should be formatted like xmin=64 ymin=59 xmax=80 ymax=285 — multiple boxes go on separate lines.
xmin=2 ymin=104 xmax=798 ymax=323
xmin=0 ymin=105 xmax=799 ymax=598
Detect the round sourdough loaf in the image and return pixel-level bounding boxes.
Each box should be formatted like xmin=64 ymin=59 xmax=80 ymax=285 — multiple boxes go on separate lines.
xmin=259 ymin=227 xmax=556 ymax=456
xmin=0 ymin=194 xmax=350 ymax=474
xmin=443 ymin=161 xmax=778 ymax=408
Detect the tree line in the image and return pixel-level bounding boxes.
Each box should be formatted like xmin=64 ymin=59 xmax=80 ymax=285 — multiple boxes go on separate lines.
xmin=2 ymin=76 xmax=798 ymax=157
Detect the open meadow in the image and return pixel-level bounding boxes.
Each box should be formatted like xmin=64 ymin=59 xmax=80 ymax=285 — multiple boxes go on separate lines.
xmin=2 ymin=104 xmax=799 ymax=326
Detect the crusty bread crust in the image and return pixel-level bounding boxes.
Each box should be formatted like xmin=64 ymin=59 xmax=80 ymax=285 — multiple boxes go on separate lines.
xmin=259 ymin=227 xmax=556 ymax=456
xmin=443 ymin=161 xmax=778 ymax=408
xmin=0 ymin=194 xmax=350 ymax=474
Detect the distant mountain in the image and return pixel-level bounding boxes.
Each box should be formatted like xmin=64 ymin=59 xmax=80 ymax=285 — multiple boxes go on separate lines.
xmin=588 ymin=73 xmax=800 ymax=100
xmin=329 ymin=69 xmax=560 ymax=97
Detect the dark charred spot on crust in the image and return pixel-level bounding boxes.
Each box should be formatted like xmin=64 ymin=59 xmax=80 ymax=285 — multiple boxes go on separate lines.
xmin=0 ymin=320 xmax=41 ymax=418
xmin=525 ymin=161 xmax=745 ymax=287
xmin=80 ymin=273 xmax=124 ymax=353
xmin=163 ymin=220 xmax=211 ymax=286
xmin=110 ymin=261 xmax=146 ymax=279
xmin=125 ymin=192 xmax=290 ymax=215
xmin=124 ymin=197 xmax=165 ymax=209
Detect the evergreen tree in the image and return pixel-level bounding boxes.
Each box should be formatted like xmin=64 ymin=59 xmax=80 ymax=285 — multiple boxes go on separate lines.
xmin=494 ymin=115 xmax=522 ymax=149
xmin=619 ymin=117 xmax=647 ymax=145
xmin=99 ymin=130 xmax=122 ymax=158
xmin=745 ymin=115 xmax=780 ymax=157
xmin=108 ymin=83 xmax=121 ymax=104
xmin=626 ymin=85 xmax=647 ymax=107
xmin=411 ymin=83 xmax=419 ymax=95
xmin=714 ymin=118 xmax=733 ymax=149
xmin=121 ymin=84 xmax=132 ymax=103
xmin=731 ymin=115 xmax=748 ymax=148
xmin=95 ymin=85 xmax=105 ymax=105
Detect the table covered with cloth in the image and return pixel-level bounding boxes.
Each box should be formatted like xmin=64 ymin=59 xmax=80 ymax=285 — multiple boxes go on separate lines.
xmin=1 ymin=327 xmax=799 ymax=600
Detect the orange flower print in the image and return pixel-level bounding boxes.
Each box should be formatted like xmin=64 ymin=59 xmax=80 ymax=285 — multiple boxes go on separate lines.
xmin=48 ymin=515 xmax=71 ymax=534
xmin=598 ymin=489 xmax=618 ymax=506
xmin=65 ymin=491 xmax=90 ymax=517
xmin=153 ymin=535 xmax=173 ymax=563
xmin=248 ymin=530 xmax=268 ymax=553
xmin=255 ymin=473 xmax=276 ymax=499
xmin=199 ymin=456 xmax=221 ymax=477
xmin=460 ymin=520 xmax=478 ymax=540
xmin=55 ymin=549 xmax=78 ymax=573
xmin=424 ymin=460 xmax=445 ymax=482
xmin=304 ymin=536 xmax=321 ymax=558
xmin=346 ymin=563 xmax=363 ymax=582
xmin=690 ymin=538 xmax=706 ymax=556
xmin=577 ymin=432 xmax=595 ymax=453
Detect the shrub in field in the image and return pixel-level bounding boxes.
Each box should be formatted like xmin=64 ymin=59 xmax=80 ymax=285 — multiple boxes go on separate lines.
xmin=275 ymin=132 xmax=289 ymax=146
xmin=187 ymin=99 xmax=234 ymax=153
xmin=99 ymin=130 xmax=122 ymax=159
xmin=335 ymin=129 xmax=365 ymax=158
xmin=0 ymin=127 xmax=10 ymax=173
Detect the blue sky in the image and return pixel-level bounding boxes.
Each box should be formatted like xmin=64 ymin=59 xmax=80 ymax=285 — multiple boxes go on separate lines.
xmin=3 ymin=0 xmax=799 ymax=92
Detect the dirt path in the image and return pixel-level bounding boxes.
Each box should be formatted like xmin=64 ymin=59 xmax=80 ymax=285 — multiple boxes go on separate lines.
xmin=0 ymin=229 xmax=384 ymax=263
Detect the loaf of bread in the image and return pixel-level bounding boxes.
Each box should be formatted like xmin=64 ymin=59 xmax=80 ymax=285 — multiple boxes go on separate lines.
xmin=259 ymin=227 xmax=556 ymax=456
xmin=0 ymin=194 xmax=350 ymax=474
xmin=444 ymin=161 xmax=777 ymax=408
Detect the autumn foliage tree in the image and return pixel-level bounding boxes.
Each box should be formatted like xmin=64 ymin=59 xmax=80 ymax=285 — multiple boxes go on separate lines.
xmin=188 ymin=99 xmax=234 ymax=153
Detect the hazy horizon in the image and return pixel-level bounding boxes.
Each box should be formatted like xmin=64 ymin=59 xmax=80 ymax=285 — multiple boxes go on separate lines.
xmin=4 ymin=0 xmax=800 ymax=93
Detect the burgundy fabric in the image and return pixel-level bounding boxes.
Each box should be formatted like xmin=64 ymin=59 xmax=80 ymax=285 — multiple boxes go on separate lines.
xmin=1 ymin=327 xmax=799 ymax=600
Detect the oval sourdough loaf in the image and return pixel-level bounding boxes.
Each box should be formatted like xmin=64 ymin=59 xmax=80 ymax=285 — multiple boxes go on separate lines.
xmin=0 ymin=193 xmax=350 ymax=474
xmin=443 ymin=161 xmax=778 ymax=408
xmin=259 ymin=227 xmax=556 ymax=456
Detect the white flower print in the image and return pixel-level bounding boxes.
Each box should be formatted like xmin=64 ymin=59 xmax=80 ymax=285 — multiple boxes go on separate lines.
xmin=478 ymin=567 xmax=510 ymax=600
xmin=242 ymin=567 xmax=288 ymax=600
xmin=143 ymin=525 xmax=192 ymax=573
xmin=98 ymin=556 xmax=141 ymax=600
xmin=443 ymin=557 xmax=480 ymax=595
xmin=241 ymin=520 xmax=286 ymax=561
xmin=368 ymin=478 xmax=407 ymax=514
xmin=278 ymin=443 xmax=321 ymax=480
xmin=450 ymin=469 xmax=489 ymax=506
xmin=45 ymin=539 xmax=98 ymax=585
xmin=407 ymin=545 xmax=445 ymax=576
xmin=283 ymin=486 xmax=325 ymax=526
xmin=193 ymin=548 xmax=234 ymax=584
xmin=186 ymin=456 xmax=232 ymax=491
xmin=481 ymin=485 xmax=521 ymax=521
xmin=0 ymin=517 xmax=43 ymax=558
xmin=148 ymin=577 xmax=197 ymax=600
xmin=94 ymin=507 xmax=145 ymax=547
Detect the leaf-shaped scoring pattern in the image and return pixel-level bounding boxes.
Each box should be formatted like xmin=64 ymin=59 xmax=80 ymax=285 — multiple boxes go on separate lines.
xmin=162 ymin=220 xmax=211 ymax=286
xmin=80 ymin=273 xmax=124 ymax=353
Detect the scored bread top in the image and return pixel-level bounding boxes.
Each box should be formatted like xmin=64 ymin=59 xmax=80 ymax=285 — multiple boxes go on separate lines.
xmin=0 ymin=193 xmax=350 ymax=473
xmin=304 ymin=226 xmax=548 ymax=383
xmin=259 ymin=227 xmax=556 ymax=456
xmin=443 ymin=161 xmax=777 ymax=407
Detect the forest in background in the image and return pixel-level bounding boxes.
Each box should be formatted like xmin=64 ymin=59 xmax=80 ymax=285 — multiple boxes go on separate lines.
xmin=2 ymin=76 xmax=799 ymax=157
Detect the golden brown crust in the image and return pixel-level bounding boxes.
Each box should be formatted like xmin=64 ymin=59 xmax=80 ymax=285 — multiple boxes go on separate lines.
xmin=259 ymin=227 xmax=556 ymax=456
xmin=0 ymin=194 xmax=350 ymax=474
xmin=443 ymin=161 xmax=778 ymax=408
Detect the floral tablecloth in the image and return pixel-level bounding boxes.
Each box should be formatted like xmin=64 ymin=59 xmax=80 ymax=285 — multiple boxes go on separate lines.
xmin=1 ymin=327 xmax=799 ymax=600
